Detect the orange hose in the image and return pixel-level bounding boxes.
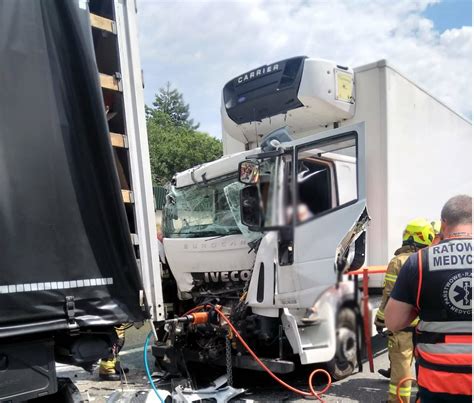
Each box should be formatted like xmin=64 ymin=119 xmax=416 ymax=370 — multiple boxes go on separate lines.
xmin=214 ymin=306 xmax=331 ymax=401
xmin=187 ymin=305 xmax=332 ymax=401
xmin=397 ymin=376 xmax=416 ymax=403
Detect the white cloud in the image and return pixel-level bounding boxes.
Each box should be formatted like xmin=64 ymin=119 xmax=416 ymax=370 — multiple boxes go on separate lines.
xmin=137 ymin=0 xmax=471 ymax=138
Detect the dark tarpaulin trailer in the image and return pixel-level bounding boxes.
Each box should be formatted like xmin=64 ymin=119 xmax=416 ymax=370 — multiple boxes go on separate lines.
xmin=0 ymin=0 xmax=148 ymax=338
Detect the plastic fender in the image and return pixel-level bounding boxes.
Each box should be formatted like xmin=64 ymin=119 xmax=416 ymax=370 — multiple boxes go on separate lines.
xmin=281 ymin=281 xmax=355 ymax=365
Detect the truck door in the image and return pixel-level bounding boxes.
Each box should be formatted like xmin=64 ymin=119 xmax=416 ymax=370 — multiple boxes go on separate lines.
xmin=276 ymin=123 xmax=367 ymax=308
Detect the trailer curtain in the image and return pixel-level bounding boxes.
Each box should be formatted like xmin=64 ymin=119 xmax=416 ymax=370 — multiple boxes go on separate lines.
xmin=0 ymin=0 xmax=147 ymax=336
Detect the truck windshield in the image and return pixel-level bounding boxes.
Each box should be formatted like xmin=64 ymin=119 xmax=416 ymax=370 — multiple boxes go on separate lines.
xmin=163 ymin=176 xmax=242 ymax=238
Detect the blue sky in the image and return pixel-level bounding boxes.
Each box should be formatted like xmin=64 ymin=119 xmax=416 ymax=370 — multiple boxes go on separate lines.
xmin=137 ymin=0 xmax=472 ymax=138
xmin=424 ymin=0 xmax=472 ymax=31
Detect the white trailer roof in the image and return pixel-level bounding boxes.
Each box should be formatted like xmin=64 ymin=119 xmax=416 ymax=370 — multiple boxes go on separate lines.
xmin=354 ymin=59 xmax=471 ymax=124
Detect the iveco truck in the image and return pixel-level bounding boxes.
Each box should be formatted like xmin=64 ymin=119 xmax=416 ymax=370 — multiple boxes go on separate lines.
xmin=155 ymin=56 xmax=471 ymax=381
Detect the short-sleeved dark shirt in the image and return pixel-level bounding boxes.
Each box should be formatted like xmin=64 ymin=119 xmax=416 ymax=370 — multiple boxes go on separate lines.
xmin=390 ymin=252 xmax=419 ymax=306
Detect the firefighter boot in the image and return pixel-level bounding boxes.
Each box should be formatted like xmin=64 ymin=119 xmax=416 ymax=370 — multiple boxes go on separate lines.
xmin=99 ymin=357 xmax=120 ymax=381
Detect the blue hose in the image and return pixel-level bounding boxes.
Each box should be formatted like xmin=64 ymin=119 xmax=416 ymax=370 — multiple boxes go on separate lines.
xmin=144 ymin=331 xmax=165 ymax=403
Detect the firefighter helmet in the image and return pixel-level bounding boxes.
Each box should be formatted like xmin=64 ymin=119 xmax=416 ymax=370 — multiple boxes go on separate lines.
xmin=403 ymin=218 xmax=435 ymax=247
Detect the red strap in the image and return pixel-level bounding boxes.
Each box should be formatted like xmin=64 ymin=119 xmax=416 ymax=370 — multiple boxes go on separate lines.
xmin=416 ymin=250 xmax=423 ymax=311
xmin=418 ymin=366 xmax=472 ymax=395
xmin=417 ymin=348 xmax=472 ymax=366
xmin=445 ymin=335 xmax=472 ymax=344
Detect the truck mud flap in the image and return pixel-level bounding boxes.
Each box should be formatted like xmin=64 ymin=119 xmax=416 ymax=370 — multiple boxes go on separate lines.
xmin=0 ymin=338 xmax=57 ymax=402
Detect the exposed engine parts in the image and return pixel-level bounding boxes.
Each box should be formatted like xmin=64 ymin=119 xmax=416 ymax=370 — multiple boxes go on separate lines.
xmin=154 ymin=297 xmax=294 ymax=378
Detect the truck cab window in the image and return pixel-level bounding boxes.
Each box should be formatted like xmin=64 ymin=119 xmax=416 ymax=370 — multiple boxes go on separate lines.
xmin=297 ymin=159 xmax=332 ymax=217
xmin=296 ymin=134 xmax=357 ymax=223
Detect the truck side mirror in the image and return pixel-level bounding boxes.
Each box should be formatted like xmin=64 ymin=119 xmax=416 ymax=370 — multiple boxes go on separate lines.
xmin=240 ymin=185 xmax=263 ymax=229
xmin=239 ymin=161 xmax=260 ymax=184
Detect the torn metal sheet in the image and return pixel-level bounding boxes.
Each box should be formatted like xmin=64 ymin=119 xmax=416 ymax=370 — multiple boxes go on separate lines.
xmin=174 ymin=375 xmax=245 ymax=403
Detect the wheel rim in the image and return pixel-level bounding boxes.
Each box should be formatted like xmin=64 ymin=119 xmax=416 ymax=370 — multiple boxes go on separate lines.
xmin=336 ymin=327 xmax=357 ymax=366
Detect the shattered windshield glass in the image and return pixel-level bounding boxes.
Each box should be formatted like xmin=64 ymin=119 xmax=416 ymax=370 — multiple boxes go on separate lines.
xmin=163 ymin=176 xmax=242 ymax=238
xmin=223 ymin=182 xmax=263 ymax=243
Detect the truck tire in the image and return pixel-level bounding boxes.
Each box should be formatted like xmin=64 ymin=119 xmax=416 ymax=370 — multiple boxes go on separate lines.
xmin=325 ymin=308 xmax=357 ymax=381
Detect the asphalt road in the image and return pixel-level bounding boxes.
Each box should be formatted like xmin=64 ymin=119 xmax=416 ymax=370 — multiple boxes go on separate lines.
xmin=56 ymin=327 xmax=418 ymax=402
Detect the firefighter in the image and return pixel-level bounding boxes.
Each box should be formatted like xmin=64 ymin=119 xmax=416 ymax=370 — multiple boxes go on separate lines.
xmin=99 ymin=325 xmax=127 ymax=381
xmin=374 ymin=218 xmax=435 ymax=402
xmin=386 ymin=195 xmax=472 ymax=402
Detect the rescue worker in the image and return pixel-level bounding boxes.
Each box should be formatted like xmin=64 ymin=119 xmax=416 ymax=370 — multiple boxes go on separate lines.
xmin=99 ymin=325 xmax=127 ymax=381
xmin=374 ymin=218 xmax=435 ymax=402
xmin=386 ymin=195 xmax=472 ymax=402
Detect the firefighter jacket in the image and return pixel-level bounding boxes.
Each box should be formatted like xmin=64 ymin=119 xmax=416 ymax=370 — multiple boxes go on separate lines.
xmin=414 ymin=237 xmax=472 ymax=396
xmin=374 ymin=245 xmax=418 ymax=328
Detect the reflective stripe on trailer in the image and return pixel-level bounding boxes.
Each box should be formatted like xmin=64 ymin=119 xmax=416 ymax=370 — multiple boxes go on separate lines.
xmin=418 ymin=366 xmax=472 ymax=395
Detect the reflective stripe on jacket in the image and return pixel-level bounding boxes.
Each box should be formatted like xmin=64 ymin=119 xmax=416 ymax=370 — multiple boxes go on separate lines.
xmin=414 ymin=239 xmax=472 ymax=396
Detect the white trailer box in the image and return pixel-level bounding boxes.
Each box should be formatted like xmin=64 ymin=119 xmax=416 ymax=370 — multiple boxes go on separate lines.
xmin=223 ymin=59 xmax=472 ymax=277
xmin=346 ymin=60 xmax=471 ymax=276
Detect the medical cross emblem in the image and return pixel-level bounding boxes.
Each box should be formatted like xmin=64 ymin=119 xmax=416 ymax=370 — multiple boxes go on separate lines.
xmin=452 ymin=280 xmax=472 ymax=306
xmin=443 ymin=273 xmax=472 ymax=313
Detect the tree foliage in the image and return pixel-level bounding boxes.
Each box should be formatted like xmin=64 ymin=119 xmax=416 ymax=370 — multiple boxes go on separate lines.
xmin=146 ymin=82 xmax=199 ymax=130
xmin=147 ymin=110 xmax=222 ymax=186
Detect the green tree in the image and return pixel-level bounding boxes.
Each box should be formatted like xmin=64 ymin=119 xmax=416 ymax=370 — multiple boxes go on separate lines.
xmin=147 ymin=110 xmax=222 ymax=185
xmin=146 ymin=82 xmax=199 ymax=130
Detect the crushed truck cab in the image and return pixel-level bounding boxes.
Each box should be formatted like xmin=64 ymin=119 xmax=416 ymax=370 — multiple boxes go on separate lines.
xmin=157 ymin=122 xmax=368 ymax=380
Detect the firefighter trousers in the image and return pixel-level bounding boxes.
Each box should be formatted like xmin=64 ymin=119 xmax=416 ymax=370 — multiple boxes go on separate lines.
xmin=388 ymin=330 xmax=414 ymax=403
